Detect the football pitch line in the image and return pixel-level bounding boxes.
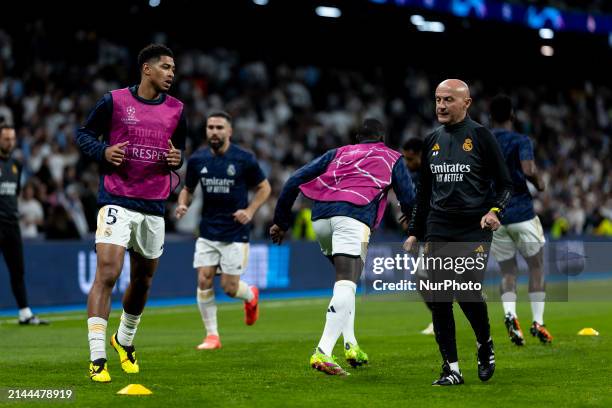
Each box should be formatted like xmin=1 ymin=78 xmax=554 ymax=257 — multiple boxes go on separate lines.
xmin=1 ymin=277 xmax=609 ymax=324
xmin=0 ymin=298 xmax=329 ymax=325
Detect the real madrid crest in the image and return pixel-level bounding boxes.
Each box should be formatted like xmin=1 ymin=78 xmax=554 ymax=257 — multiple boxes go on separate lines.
xmin=227 ymin=164 xmax=236 ymax=176
xmin=462 ymin=137 xmax=473 ymax=152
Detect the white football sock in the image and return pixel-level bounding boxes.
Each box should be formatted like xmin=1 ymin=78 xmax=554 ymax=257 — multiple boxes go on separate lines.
xmin=117 ymin=310 xmax=141 ymax=347
xmin=235 ymin=281 xmax=254 ymax=302
xmin=529 ymin=291 xmax=546 ymax=324
xmin=317 ymin=280 xmax=356 ymax=356
xmin=197 ymin=288 xmax=218 ymax=336
xmin=501 ymin=292 xmax=517 ymax=318
xmin=88 ymin=317 xmax=107 ymax=361
xmin=342 ymin=290 xmax=357 ymax=346
xmin=19 ymin=307 xmax=33 ymax=321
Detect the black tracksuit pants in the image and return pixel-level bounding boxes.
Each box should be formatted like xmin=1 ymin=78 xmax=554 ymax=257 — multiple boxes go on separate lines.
xmin=424 ymin=211 xmax=492 ymax=363
xmin=1 ymin=223 xmax=28 ymax=309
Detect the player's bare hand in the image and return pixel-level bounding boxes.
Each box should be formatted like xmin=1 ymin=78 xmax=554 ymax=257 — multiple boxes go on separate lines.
xmin=104 ymin=141 xmax=129 ymax=166
xmin=175 ymin=204 xmax=188 ymax=220
xmin=269 ymin=224 xmax=286 ymax=245
xmin=481 ymin=211 xmax=501 ymax=231
xmin=233 ymin=209 xmax=253 ymax=225
xmin=403 ymin=235 xmax=418 ymax=252
xmin=167 ymin=140 xmax=181 ymax=167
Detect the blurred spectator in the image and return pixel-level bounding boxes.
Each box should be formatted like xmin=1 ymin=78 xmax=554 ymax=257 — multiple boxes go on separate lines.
xmin=18 ymin=182 xmax=44 ymax=238
xmin=45 ymin=204 xmax=80 ymax=240
xmin=291 ymin=200 xmax=316 ymax=241
xmin=0 ymin=26 xmax=610 ymax=240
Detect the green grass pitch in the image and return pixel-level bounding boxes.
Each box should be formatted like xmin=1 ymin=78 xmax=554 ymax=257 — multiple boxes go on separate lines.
xmin=1 ymin=280 xmax=611 ymax=407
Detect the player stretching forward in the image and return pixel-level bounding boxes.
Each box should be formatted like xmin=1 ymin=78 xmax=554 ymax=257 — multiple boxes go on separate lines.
xmin=176 ymin=111 xmax=271 ymax=350
xmin=271 ymin=119 xmax=415 ymax=376
xmin=76 ymin=44 xmax=186 ymax=382
xmin=489 ymin=94 xmax=552 ymax=345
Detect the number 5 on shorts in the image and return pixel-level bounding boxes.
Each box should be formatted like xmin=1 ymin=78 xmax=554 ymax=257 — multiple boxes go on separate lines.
xmin=106 ymin=207 xmax=119 ymax=225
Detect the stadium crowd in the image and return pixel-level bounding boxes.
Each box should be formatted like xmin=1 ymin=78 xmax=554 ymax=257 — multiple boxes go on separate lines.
xmin=508 ymin=0 xmax=612 ymax=13
xmin=0 ymin=28 xmax=610 ymax=240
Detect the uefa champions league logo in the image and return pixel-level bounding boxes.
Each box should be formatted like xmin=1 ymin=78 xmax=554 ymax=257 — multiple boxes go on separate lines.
xmin=122 ymin=106 xmax=139 ymax=124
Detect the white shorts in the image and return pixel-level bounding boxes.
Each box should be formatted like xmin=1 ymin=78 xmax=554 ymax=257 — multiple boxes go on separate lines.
xmin=491 ymin=216 xmax=546 ymax=262
xmin=95 ymin=205 xmax=165 ymax=259
xmin=312 ymin=216 xmax=371 ymax=261
xmin=193 ymin=237 xmax=249 ymax=275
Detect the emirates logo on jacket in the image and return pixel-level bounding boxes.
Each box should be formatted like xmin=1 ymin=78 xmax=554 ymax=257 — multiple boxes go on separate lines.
xmin=430 ymin=162 xmax=472 ymax=182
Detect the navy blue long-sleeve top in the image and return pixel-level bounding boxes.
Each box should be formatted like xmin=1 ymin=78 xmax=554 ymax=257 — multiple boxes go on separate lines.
xmin=273 ymin=142 xmax=415 ymax=230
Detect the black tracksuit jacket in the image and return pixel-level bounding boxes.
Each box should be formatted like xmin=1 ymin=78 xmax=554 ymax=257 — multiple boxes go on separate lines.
xmin=407 ymin=117 xmax=513 ymax=240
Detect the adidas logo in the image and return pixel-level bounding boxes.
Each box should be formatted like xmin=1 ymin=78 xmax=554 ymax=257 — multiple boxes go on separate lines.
xmin=327 ymin=305 xmax=336 ymax=313
xmin=432 ymin=143 xmax=440 ymax=156
xmin=200 ymin=167 xmax=208 ymax=174
xmin=474 ymin=245 xmax=485 ymax=253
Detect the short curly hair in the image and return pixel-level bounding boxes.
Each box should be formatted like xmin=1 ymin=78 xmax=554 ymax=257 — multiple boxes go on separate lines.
xmin=137 ymin=44 xmax=174 ymax=70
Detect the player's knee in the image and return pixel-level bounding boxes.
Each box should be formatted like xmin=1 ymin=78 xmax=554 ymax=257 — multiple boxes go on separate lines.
xmin=95 ymin=260 xmax=121 ymax=287
xmin=526 ymin=253 xmax=543 ymax=270
xmin=333 ymin=255 xmax=362 ymax=283
xmin=132 ymin=274 xmax=153 ymax=289
xmin=198 ymin=276 xmax=214 ymax=290
xmin=94 ymin=270 xmax=119 ymax=289
xmin=97 ymin=256 xmax=122 ymax=273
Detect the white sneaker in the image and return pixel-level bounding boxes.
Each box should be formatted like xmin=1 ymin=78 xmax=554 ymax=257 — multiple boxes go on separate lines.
xmin=420 ymin=322 xmax=435 ymax=335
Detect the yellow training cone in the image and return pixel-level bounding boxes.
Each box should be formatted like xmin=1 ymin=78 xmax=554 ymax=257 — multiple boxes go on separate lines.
xmin=117 ymin=384 xmax=152 ymax=395
xmin=578 ymin=328 xmax=599 ymax=336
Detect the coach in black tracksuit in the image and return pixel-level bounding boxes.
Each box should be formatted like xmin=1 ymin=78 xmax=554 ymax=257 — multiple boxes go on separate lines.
xmin=0 ymin=125 xmax=47 ymax=325
xmin=405 ymin=80 xmax=512 ymax=386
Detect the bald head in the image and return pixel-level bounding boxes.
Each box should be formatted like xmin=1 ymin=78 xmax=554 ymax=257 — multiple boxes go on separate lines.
xmin=437 ymin=79 xmax=470 ymax=98
xmin=435 ymin=79 xmax=472 ymax=125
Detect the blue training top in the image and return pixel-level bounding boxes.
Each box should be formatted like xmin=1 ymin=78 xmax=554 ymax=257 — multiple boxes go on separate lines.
xmin=185 ymin=144 xmax=266 ymax=243
xmin=492 ymin=128 xmax=536 ymax=225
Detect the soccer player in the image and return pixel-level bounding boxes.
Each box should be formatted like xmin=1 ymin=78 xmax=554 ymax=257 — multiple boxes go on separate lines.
xmin=0 ymin=125 xmax=49 ymax=325
xmin=75 ymin=44 xmax=186 ymax=382
xmin=270 ymin=119 xmax=415 ymax=376
xmin=175 ymin=111 xmax=271 ymax=350
xmin=489 ymin=94 xmax=552 ymax=345
xmin=401 ymin=138 xmax=423 ymax=178
xmin=405 ymin=79 xmax=513 ymax=386
xmin=402 ymin=138 xmax=434 ymax=336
